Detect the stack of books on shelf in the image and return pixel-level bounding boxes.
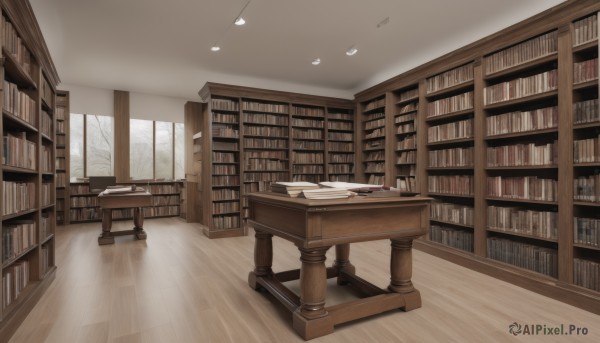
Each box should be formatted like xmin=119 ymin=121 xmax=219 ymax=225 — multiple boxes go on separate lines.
xmin=270 ymin=182 xmax=319 ymax=197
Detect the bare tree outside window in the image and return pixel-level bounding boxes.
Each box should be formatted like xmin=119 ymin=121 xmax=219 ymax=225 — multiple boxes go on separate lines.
xmin=70 ymin=113 xmax=84 ymax=179
xmin=86 ymin=115 xmax=114 ymax=176
xmin=174 ymin=123 xmax=184 ymax=180
xmin=155 ymin=121 xmax=173 ymax=180
xmin=130 ymin=119 xmax=153 ymax=179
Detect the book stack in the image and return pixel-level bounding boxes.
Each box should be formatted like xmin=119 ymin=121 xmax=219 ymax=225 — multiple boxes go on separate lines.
xmin=301 ymin=187 xmax=351 ymax=200
xmin=270 ymin=182 xmax=319 ymax=197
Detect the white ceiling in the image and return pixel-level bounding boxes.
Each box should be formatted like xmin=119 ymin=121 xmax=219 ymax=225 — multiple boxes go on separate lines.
xmin=30 ymin=0 xmax=567 ymax=101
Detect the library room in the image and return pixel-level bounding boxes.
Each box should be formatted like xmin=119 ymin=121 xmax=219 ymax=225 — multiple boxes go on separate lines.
xmin=1 ymin=0 xmax=599 ymax=342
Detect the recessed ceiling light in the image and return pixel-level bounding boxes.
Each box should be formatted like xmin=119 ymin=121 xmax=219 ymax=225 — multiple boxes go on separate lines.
xmin=211 ymin=45 xmax=221 ymax=52
xmin=312 ymin=58 xmax=321 ymax=65
xmin=346 ymin=47 xmax=358 ymax=56
xmin=234 ymin=17 xmax=246 ymax=26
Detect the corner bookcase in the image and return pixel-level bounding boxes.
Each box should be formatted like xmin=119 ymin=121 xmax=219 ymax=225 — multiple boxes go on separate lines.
xmin=0 ymin=0 xmax=60 ymax=339
xmin=354 ymin=0 xmax=600 ymax=314
xmin=195 ymin=83 xmax=354 ymax=238
xmin=55 ymin=90 xmax=69 ymax=225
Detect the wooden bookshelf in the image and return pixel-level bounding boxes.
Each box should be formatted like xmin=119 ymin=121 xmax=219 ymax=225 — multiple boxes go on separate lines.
xmin=353 ymin=0 xmax=600 ymax=314
xmin=197 ymin=83 xmax=354 ymax=238
xmin=0 ymin=0 xmax=60 ymax=340
xmin=67 ymin=181 xmax=182 ymax=223
xmin=55 ymin=91 xmax=69 ymax=225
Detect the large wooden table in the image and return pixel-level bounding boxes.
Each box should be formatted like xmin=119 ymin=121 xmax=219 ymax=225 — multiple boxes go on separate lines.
xmin=247 ymin=192 xmax=431 ymax=340
xmin=97 ymin=191 xmax=152 ymax=245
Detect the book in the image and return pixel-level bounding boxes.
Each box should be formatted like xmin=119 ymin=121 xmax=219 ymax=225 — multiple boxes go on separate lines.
xmin=271 ymin=182 xmax=319 ymax=197
xmin=300 ymin=187 xmax=351 ymax=199
xmin=319 ymin=181 xmax=382 ymax=190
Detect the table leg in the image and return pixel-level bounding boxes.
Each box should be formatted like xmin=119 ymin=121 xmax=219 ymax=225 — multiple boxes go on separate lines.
xmin=98 ymin=209 xmax=114 ymax=245
xmin=248 ymin=230 xmax=273 ymax=290
xmin=333 ymin=244 xmax=355 ymax=285
xmin=133 ymin=207 xmax=147 ymax=240
xmin=388 ymin=239 xmax=421 ymax=311
xmin=293 ymin=246 xmax=333 ymax=340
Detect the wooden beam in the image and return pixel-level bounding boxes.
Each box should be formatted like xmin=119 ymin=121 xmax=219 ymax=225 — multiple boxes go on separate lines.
xmin=114 ymin=90 xmax=130 ymax=182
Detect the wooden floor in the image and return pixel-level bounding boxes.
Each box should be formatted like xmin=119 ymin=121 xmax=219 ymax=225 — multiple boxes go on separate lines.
xmin=9 ymin=217 xmax=600 ymax=343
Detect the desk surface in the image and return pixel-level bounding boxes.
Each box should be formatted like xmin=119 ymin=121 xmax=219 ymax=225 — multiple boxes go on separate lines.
xmin=98 ymin=191 xmax=152 ymax=209
xmin=248 ymin=192 xmax=431 ymax=248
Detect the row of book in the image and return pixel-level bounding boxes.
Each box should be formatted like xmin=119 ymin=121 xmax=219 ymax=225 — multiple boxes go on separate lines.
xmin=396 ymin=176 xmax=416 ymax=192
xmin=426 ymin=63 xmax=474 ymax=94
xmin=2 ymin=181 xmax=35 ymax=216
xmin=488 ymin=176 xmax=557 ymax=201
xmin=428 ymin=175 xmax=474 ymax=196
xmin=329 ymin=164 xmax=353 ymax=174
xmin=430 ymin=225 xmax=473 ymax=252
xmin=212 ymin=112 xmax=238 ymax=124
xmin=246 ymin=121 xmax=292 ymax=136
xmin=397 ymin=123 xmax=416 ymax=135
xmin=331 ymin=175 xmax=354 ymax=182
xmin=483 ymin=70 xmax=558 ymax=105
xmin=294 ymin=165 xmax=324 ymax=174
xmin=573 ymin=58 xmax=598 ymax=84
xmin=398 ymin=88 xmax=419 ymax=101
xmin=397 ymin=135 xmax=416 ymax=150
xmin=330 ymin=153 xmax=354 ymax=163
xmin=244 ymin=138 xmax=287 ymax=149
xmin=365 ymin=128 xmax=385 ymax=139
xmin=2 ymin=221 xmax=36 ymax=262
xmin=427 ymin=91 xmax=474 ymax=118
xmin=3 ymin=132 xmax=36 ymax=169
xmin=574 ymin=99 xmax=599 ymax=125
xmin=397 ymin=151 xmax=416 ymax=164
xmin=244 ymin=172 xmax=289 ymax=182
xmin=292 ymin=118 xmax=324 ymax=128
xmin=3 ymin=80 xmax=36 ymax=126
xmin=212 ymin=124 xmax=238 ymax=138
xmin=41 ymin=111 xmax=53 ymax=138
xmin=364 ymin=111 xmax=385 ymax=121
xmin=294 ymin=152 xmax=324 ymax=164
xmin=56 ymin=107 xmax=66 ymax=120
xmin=573 ymin=135 xmax=600 ymax=163
xmin=212 ymin=175 xmax=240 ymax=186
xmin=41 ymin=183 xmax=52 ymax=207
xmin=212 ymin=165 xmax=238 ymax=175
xmin=330 ymin=142 xmax=353 ymax=152
xmin=487 ymin=205 xmax=557 ymax=239
xmin=487 ymin=141 xmax=557 ymax=167
xmin=365 ymin=118 xmax=386 ymax=130
xmin=245 ymin=158 xmax=287 ymax=171
xmin=428 ymin=119 xmax=473 ymax=143
xmin=56 ymin=135 xmax=66 ymax=146
xmin=573 ymin=14 xmax=598 ymax=47
xmin=485 ymin=31 xmax=557 ymax=75
xmin=242 ymin=101 xmax=288 ymax=114
xmin=430 ymin=202 xmax=474 ymax=226
xmin=40 ymin=245 xmax=52 ymax=277
xmin=293 ymin=107 xmax=324 ymax=117
xmin=293 ymin=128 xmax=323 ymax=140
xmin=487 ymin=106 xmax=558 ymax=136
xmin=573 ymin=259 xmax=599 ymax=292
xmin=328 ymin=121 xmax=353 ymax=131
xmin=367 ymin=174 xmax=384 ymax=185
xmin=152 ymin=196 xmax=180 ymax=206
xmin=574 ymin=174 xmax=600 ymax=203
xmin=1 ymin=15 xmax=33 ymax=76
xmin=212 ymin=98 xmax=239 ymax=111
xmin=212 ymin=152 xmax=237 ymax=163
xmin=328 ymin=112 xmax=353 ymax=121
xmin=245 ymin=150 xmax=285 ymax=160
xmin=213 ymin=214 xmax=240 ymax=230
xmin=295 ymin=140 xmax=324 ymax=150
xmin=329 ymin=132 xmax=353 ymax=141
xmin=56 ymin=121 xmax=65 ymax=135
xmin=365 ymin=150 xmax=384 ymax=161
xmin=212 ymin=188 xmax=240 ymax=201
xmin=213 ymin=202 xmax=239 ymax=214
xmin=487 ymin=237 xmax=558 ymax=278
xmin=396 ymin=112 xmax=416 ymax=122
xmin=364 ymin=97 xmax=386 ymax=111
xmin=574 ymin=217 xmax=600 ymax=248
xmin=243 ymin=113 xmax=288 ymax=127
xmin=429 ymin=147 xmax=473 ymax=168
xmin=2 ymin=260 xmax=29 ymax=311
xmin=365 ymin=162 xmax=385 ymax=173
xmin=70 ymin=196 xmax=98 ymax=207
xmin=41 ymin=146 xmax=52 ymax=173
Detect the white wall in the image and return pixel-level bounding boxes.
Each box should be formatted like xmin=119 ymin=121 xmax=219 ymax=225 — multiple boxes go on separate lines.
xmin=60 ymin=83 xmax=114 ymax=116
xmin=59 ymin=83 xmax=187 ymax=123
xmin=130 ymin=92 xmax=186 ymax=123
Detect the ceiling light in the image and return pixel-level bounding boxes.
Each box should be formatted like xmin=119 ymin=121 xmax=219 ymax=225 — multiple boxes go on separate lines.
xmin=234 ymin=17 xmax=246 ymax=26
xmin=312 ymin=58 xmax=321 ymax=66
xmin=346 ymin=47 xmax=358 ymax=56
xmin=211 ymin=45 xmax=221 ymax=52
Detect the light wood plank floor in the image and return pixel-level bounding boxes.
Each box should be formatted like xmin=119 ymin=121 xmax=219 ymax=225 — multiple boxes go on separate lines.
xmin=10 ymin=218 xmax=600 ymax=342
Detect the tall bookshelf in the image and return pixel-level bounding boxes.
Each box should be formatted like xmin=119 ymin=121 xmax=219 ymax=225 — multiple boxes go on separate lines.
xmin=393 ymin=85 xmax=419 ymax=192
xmin=0 ymin=0 xmax=60 ymax=339
xmin=55 ymin=90 xmax=69 ymax=225
xmin=196 ymin=83 xmax=354 ymax=238
xmin=353 ymin=0 xmax=600 ymax=314
xmin=358 ymin=95 xmax=386 ymax=184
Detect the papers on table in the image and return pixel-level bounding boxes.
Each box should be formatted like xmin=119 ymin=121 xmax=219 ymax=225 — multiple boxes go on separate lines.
xmin=271 ymin=182 xmax=320 ymax=197
xmin=101 ymin=186 xmax=145 ymax=195
xmin=318 ymin=182 xmax=383 ymax=190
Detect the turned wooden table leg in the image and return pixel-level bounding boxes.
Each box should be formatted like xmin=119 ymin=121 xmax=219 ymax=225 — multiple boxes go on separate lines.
xmin=293 ymin=246 xmax=333 ymax=340
xmin=333 ymin=244 xmax=355 ymax=285
xmin=388 ymin=238 xmax=421 ymax=311
xmin=248 ymin=230 xmax=273 ymax=290
xmin=98 ymin=209 xmax=115 ymax=245
xmin=133 ymin=207 xmax=147 ymax=240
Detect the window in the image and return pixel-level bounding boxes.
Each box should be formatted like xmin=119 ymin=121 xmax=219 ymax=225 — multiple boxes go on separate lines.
xmin=130 ymin=119 xmax=153 ymax=179
xmin=70 ymin=113 xmax=84 ymax=178
xmin=69 ymin=114 xmax=114 ymax=178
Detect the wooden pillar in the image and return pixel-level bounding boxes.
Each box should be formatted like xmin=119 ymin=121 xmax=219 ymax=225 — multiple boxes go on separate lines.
xmin=114 ymin=90 xmax=130 ymax=182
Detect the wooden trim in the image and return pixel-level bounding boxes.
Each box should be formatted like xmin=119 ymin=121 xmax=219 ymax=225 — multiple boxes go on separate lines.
xmin=113 ymin=90 xmax=130 ymax=182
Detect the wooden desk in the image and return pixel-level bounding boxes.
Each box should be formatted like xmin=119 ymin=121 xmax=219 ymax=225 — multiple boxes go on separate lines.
xmin=97 ymin=191 xmax=152 ymax=245
xmin=247 ymin=193 xmax=431 ymax=340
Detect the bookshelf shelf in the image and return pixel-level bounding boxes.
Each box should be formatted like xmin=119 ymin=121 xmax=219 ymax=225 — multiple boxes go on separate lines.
xmin=428 ymin=193 xmax=474 ymax=199
xmin=574 ymin=201 xmax=600 ymax=207
xmin=484 ymin=53 xmax=558 ymax=81
xmin=487 ymin=227 xmax=558 ymax=243
xmin=2 ymin=165 xmax=37 ymax=174
xmin=427 ymin=167 xmax=473 ymax=171
xmin=427 ymin=138 xmax=474 ymax=146
xmin=573 ymin=244 xmax=600 ymax=252
xmin=485 ymin=128 xmax=558 ymax=140
xmin=2 ymin=110 xmax=38 ymax=132
xmin=573 ymin=121 xmax=600 ymax=130
xmin=40 ymin=234 xmax=55 ymax=246
xmin=573 ymin=79 xmax=599 ymax=90
xmin=486 ymin=165 xmax=558 ymax=170
xmin=486 ymin=197 xmax=558 ymax=205
xmin=425 ymin=80 xmax=474 ymax=99
xmin=2 ymin=47 xmax=37 ymax=89
xmin=573 ymin=39 xmax=598 ymax=53
xmin=483 ymin=90 xmax=558 ymax=110
xmin=396 ymin=95 xmax=419 ymax=105
xmin=425 ymin=109 xmax=474 ymax=123
xmin=430 ymin=219 xmax=474 ymax=229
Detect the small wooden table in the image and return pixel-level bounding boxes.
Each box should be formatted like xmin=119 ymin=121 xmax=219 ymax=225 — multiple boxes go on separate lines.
xmin=97 ymin=191 xmax=152 ymax=245
xmin=247 ymin=193 xmax=431 ymax=340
